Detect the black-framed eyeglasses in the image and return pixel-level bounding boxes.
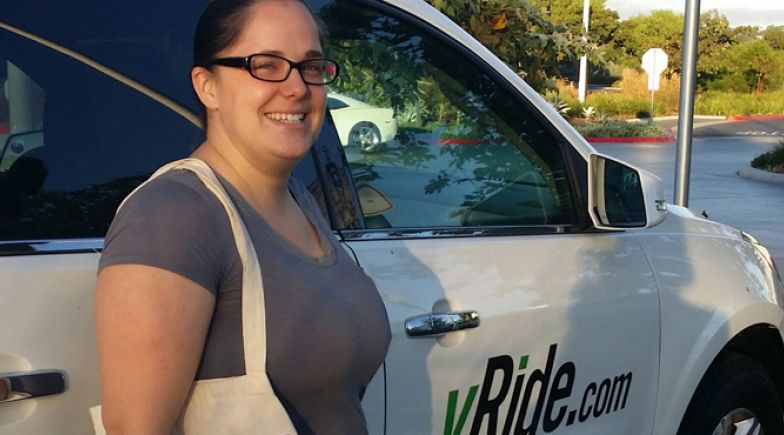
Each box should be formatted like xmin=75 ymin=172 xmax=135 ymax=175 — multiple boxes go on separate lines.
xmin=203 ymin=53 xmax=339 ymax=85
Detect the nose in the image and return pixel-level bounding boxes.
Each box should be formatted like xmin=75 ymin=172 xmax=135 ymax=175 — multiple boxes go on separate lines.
xmin=280 ymin=67 xmax=309 ymax=98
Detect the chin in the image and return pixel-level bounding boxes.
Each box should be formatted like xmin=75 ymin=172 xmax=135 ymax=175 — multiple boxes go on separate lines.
xmin=274 ymin=140 xmax=313 ymax=160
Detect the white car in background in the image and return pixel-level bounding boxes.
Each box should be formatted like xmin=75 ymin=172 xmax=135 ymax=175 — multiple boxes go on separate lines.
xmin=328 ymin=92 xmax=397 ymax=152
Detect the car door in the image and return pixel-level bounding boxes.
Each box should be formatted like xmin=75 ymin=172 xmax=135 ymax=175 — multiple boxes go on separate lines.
xmin=0 ymin=14 xmax=206 ymax=432
xmin=316 ymin=1 xmax=661 ymax=433
xmin=0 ymin=4 xmax=388 ymax=433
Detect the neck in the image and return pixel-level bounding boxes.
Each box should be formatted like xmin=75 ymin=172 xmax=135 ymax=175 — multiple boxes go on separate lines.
xmin=191 ymin=137 xmax=294 ymax=213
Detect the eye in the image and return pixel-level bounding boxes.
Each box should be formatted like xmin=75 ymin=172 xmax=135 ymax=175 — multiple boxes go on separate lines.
xmin=250 ymin=55 xmax=286 ymax=77
xmin=254 ymin=62 xmax=279 ymax=71
xmin=301 ymin=62 xmax=324 ymax=73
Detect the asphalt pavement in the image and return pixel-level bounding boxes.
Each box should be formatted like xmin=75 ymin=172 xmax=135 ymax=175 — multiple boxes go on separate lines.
xmin=654 ymin=116 xmax=784 ymax=138
xmin=592 ymin=122 xmax=784 ymax=267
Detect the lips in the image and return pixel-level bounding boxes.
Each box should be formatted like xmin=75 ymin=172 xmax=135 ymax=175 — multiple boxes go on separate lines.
xmin=266 ymin=112 xmax=305 ymax=123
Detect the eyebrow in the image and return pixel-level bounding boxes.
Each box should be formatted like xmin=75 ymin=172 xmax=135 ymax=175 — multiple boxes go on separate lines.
xmin=258 ymin=49 xmax=324 ymax=58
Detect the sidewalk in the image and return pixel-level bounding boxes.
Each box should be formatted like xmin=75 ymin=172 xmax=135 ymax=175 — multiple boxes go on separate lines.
xmin=738 ymin=166 xmax=784 ymax=186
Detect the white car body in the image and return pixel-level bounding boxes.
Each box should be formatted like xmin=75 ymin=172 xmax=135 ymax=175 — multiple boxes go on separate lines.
xmin=0 ymin=1 xmax=782 ymax=434
xmin=328 ymin=92 xmax=397 ymax=151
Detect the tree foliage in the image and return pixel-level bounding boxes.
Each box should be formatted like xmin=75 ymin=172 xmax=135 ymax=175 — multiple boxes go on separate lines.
xmin=704 ymin=39 xmax=784 ymax=93
xmin=732 ymin=25 xmax=761 ymax=43
xmin=427 ymin=0 xmax=580 ymax=91
xmin=528 ymin=0 xmax=619 ymax=81
xmin=610 ymin=10 xmax=683 ymax=71
xmin=529 ymin=0 xmax=619 ymax=46
xmin=764 ymin=26 xmax=784 ymax=51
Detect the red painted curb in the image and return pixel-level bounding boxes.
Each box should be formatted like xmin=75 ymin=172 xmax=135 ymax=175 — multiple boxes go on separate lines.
xmin=728 ymin=114 xmax=784 ymax=121
xmin=586 ymin=135 xmax=675 ymax=143
xmin=437 ymin=138 xmax=484 ymax=145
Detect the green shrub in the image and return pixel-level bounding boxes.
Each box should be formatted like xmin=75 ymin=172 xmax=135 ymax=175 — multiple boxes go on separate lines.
xmin=572 ymin=120 xmax=669 ymax=137
xmin=703 ymin=75 xmax=753 ymax=93
xmin=751 ymin=140 xmax=784 ymax=171
xmin=584 ymin=93 xmax=670 ymax=119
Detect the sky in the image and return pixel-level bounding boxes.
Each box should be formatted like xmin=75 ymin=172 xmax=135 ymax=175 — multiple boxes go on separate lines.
xmin=604 ymin=0 xmax=784 ymax=28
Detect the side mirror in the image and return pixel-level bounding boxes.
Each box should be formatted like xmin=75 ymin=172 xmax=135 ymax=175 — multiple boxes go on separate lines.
xmin=588 ymin=153 xmax=666 ymax=230
xmin=0 ymin=130 xmax=44 ymax=172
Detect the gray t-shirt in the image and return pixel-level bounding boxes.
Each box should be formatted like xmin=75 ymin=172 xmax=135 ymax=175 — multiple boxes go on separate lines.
xmin=99 ymin=169 xmax=390 ymax=434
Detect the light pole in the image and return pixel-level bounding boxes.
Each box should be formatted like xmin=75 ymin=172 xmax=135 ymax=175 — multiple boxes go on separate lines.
xmin=674 ymin=0 xmax=701 ymax=206
xmin=577 ymin=0 xmax=589 ymax=103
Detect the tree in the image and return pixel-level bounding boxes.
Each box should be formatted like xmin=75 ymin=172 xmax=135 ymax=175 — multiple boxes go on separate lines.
xmin=610 ymin=10 xmax=683 ymax=72
xmin=704 ymin=39 xmax=784 ymax=92
xmin=732 ymin=25 xmax=761 ymax=43
xmin=427 ymin=0 xmax=580 ymax=91
xmin=763 ymin=26 xmax=784 ymax=51
xmin=610 ymin=9 xmax=738 ymax=88
xmin=529 ymin=0 xmax=620 ymax=82
xmin=741 ymin=40 xmax=784 ymax=92
xmin=696 ymin=10 xmax=737 ymax=87
xmin=529 ymin=0 xmax=619 ymax=46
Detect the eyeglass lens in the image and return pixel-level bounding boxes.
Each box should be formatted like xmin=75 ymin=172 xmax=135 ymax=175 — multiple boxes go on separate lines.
xmin=249 ymin=55 xmax=337 ymax=84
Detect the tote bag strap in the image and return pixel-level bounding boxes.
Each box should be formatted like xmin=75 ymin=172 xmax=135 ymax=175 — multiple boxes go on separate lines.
xmin=118 ymin=158 xmax=268 ymax=373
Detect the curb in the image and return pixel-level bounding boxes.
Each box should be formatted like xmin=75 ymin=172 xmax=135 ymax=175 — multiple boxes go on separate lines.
xmin=728 ymin=114 xmax=784 ymax=121
xmin=738 ymin=166 xmax=784 ymax=186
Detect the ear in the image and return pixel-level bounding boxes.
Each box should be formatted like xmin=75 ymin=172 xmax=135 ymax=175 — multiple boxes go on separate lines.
xmin=191 ymin=67 xmax=219 ymax=110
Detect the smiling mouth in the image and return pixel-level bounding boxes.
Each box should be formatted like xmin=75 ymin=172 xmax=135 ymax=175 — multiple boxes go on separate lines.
xmin=266 ymin=112 xmax=305 ymax=123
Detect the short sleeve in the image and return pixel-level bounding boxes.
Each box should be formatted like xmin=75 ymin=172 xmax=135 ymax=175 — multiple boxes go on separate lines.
xmin=99 ymin=170 xmax=235 ymax=296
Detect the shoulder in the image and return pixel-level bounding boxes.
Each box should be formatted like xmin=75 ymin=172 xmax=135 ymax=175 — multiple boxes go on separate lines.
xmin=107 ymin=170 xmax=228 ymax=246
xmin=100 ymin=169 xmax=237 ymax=294
xmin=122 ymin=170 xmax=222 ymax=217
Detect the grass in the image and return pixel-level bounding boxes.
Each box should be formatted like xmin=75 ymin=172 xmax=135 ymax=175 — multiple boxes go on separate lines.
xmin=553 ymin=68 xmax=784 ymax=119
xmin=695 ymin=90 xmax=784 ymax=117
xmin=751 ymin=140 xmax=784 ymax=174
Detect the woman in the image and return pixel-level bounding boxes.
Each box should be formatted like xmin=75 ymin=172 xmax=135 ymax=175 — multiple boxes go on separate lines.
xmin=95 ymin=0 xmax=390 ymax=433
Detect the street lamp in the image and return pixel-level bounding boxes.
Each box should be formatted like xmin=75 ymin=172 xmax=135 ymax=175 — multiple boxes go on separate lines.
xmin=578 ymin=0 xmax=589 ymax=103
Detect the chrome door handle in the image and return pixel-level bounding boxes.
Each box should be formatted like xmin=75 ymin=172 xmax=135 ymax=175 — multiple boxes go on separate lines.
xmin=0 ymin=370 xmax=66 ymax=404
xmin=405 ymin=311 xmax=480 ymax=337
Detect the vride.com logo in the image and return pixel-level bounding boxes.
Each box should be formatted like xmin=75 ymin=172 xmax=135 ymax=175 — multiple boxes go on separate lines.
xmin=444 ymin=344 xmax=633 ymax=435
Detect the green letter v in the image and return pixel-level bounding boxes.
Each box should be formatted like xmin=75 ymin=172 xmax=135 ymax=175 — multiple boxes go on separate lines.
xmin=444 ymin=385 xmax=479 ymax=435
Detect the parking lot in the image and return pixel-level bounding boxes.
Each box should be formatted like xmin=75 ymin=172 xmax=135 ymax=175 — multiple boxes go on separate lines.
xmin=593 ymin=130 xmax=784 ymax=265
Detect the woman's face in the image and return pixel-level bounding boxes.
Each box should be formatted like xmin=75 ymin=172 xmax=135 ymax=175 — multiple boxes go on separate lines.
xmin=206 ymin=0 xmax=327 ymax=168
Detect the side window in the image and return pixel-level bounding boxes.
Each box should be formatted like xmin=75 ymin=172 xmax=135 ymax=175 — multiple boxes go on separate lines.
xmin=320 ymin=1 xmax=574 ymax=229
xmin=0 ymin=32 xmax=201 ymax=241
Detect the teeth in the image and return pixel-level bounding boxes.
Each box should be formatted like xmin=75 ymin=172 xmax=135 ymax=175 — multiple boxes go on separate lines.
xmin=267 ymin=113 xmax=305 ymax=122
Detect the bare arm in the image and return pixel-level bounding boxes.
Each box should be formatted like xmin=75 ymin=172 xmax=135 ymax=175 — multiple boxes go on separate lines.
xmin=96 ymin=264 xmax=215 ymax=435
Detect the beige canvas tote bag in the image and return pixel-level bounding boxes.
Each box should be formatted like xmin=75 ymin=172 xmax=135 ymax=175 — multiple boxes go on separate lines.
xmin=91 ymin=158 xmax=297 ymax=435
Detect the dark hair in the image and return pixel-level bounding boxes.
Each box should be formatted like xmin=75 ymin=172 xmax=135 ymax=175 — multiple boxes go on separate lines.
xmin=193 ymin=0 xmax=324 ymax=68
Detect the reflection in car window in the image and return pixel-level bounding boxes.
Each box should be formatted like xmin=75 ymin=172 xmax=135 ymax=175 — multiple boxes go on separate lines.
xmin=327 ymin=97 xmax=348 ymax=110
xmin=0 ymin=59 xmax=45 ymax=172
xmin=319 ymin=0 xmax=575 ymax=230
xmin=0 ymin=33 xmax=201 ymax=241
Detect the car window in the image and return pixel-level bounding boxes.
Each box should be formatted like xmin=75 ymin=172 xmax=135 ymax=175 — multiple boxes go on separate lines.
xmin=0 ymin=24 xmax=331 ymax=244
xmin=327 ymin=97 xmax=348 ymax=110
xmin=0 ymin=32 xmax=201 ymax=241
xmin=319 ymin=1 xmax=575 ymax=229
